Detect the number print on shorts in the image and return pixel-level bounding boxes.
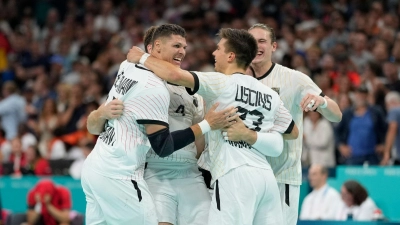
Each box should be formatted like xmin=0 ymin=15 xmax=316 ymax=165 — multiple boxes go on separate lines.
xmin=236 ymin=106 xmax=264 ymax=132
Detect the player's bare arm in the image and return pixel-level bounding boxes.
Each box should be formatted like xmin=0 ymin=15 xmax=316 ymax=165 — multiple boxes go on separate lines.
xmin=300 ymin=94 xmax=342 ymax=122
xmin=87 ymin=99 xmax=124 ymax=135
xmin=127 ymin=47 xmax=195 ymax=89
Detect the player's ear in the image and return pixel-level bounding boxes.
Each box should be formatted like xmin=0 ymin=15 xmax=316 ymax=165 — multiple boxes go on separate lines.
xmin=272 ymin=42 xmax=277 ymax=52
xmin=228 ymin=52 xmax=235 ymax=63
xmin=154 ymin=40 xmax=161 ymax=53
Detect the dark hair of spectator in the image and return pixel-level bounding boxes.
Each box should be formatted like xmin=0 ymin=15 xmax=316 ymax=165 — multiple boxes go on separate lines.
xmin=343 ymin=180 xmax=368 ymax=206
xmin=217 ymin=28 xmax=257 ymax=69
xmin=151 ymin=24 xmax=186 ymax=45
xmin=144 ymin=26 xmax=158 ymax=53
xmin=248 ymin=23 xmax=277 ymax=43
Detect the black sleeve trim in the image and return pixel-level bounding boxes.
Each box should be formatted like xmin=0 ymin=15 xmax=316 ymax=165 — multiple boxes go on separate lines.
xmin=137 ymin=120 xmax=169 ymax=127
xmin=314 ymin=92 xmax=326 ymax=111
xmin=185 ymin=72 xmax=200 ymax=95
xmin=28 ymin=205 xmax=35 ymax=210
xmin=284 ymin=120 xmax=295 ymax=134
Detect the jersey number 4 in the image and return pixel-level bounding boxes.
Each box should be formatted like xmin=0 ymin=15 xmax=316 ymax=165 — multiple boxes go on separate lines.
xmin=176 ymin=105 xmax=185 ymax=116
xmin=236 ymin=106 xmax=264 ymax=132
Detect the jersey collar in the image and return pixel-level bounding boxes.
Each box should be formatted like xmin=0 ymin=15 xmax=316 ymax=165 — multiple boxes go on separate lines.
xmin=251 ymin=63 xmax=275 ymax=80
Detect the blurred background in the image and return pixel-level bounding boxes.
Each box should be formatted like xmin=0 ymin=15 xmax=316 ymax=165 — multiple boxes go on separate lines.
xmin=0 ymin=0 xmax=400 ymax=224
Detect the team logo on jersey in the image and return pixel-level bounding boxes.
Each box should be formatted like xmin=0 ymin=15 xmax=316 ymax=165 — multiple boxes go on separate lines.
xmin=193 ymin=97 xmax=198 ymax=107
xmin=272 ymin=87 xmax=280 ymax=94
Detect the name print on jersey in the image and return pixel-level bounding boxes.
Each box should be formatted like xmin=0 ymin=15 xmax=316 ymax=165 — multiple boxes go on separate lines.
xmin=113 ymin=71 xmax=138 ymax=95
xmin=98 ymin=125 xmax=116 ymax=146
xmin=235 ymin=85 xmax=272 ymax=110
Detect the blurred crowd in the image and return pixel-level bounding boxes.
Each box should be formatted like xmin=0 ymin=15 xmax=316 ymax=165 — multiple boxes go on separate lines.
xmin=0 ymin=0 xmax=400 ymax=178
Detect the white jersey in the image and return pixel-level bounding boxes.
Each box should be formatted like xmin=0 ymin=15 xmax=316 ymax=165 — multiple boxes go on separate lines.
xmin=256 ymin=63 xmax=321 ymax=185
xmin=190 ymin=71 xmax=294 ymax=184
xmin=145 ymin=84 xmax=204 ymax=179
xmin=85 ymin=61 xmax=170 ymax=180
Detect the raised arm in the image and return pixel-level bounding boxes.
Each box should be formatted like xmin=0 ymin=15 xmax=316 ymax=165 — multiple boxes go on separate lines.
xmin=127 ymin=47 xmax=195 ymax=89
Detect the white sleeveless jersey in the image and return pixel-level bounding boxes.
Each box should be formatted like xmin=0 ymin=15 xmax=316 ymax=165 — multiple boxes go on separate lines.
xmin=190 ymin=71 xmax=294 ymax=184
xmin=256 ymin=63 xmax=322 ymax=185
xmin=145 ymin=84 xmax=204 ymax=178
xmin=85 ymin=61 xmax=170 ymax=181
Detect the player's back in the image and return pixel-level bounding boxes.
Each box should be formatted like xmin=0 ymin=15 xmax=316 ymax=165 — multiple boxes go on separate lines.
xmin=85 ymin=61 xmax=170 ymax=181
xmin=145 ymin=84 xmax=204 ymax=179
xmin=256 ymin=63 xmax=321 ymax=185
xmin=191 ymin=71 xmax=293 ymax=183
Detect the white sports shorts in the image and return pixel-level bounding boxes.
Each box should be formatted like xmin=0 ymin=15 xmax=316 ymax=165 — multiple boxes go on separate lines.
xmin=208 ymin=165 xmax=283 ymax=225
xmin=81 ymin=166 xmax=158 ymax=225
xmin=146 ymin=174 xmax=210 ymax=225
xmin=278 ymin=183 xmax=300 ymax=225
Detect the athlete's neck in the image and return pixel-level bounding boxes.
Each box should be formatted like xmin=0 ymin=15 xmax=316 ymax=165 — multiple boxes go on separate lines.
xmin=223 ymin=66 xmax=246 ymax=75
xmin=251 ymin=61 xmax=273 ymax=78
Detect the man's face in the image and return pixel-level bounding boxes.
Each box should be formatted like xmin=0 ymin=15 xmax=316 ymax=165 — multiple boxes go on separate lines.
xmin=212 ymin=38 xmax=230 ymax=73
xmin=248 ymin=28 xmax=276 ymax=65
xmin=341 ymin=186 xmax=354 ymax=207
xmin=308 ymin=165 xmax=324 ymax=189
xmin=156 ymin=34 xmax=187 ymax=67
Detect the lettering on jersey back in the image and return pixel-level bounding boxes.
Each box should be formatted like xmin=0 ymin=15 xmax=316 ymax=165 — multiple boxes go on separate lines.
xmin=99 ymin=123 xmax=116 ymax=146
xmin=234 ymin=85 xmax=272 ymax=110
xmin=227 ymin=140 xmax=252 ymax=149
xmin=113 ymin=71 xmax=138 ymax=95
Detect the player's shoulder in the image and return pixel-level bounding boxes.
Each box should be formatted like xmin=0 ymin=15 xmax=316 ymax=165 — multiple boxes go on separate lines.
xmin=274 ymin=63 xmax=307 ymax=78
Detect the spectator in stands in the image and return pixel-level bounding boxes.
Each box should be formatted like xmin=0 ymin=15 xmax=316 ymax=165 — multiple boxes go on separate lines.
xmin=22 ymin=145 xmax=51 ymax=176
xmin=9 ymin=137 xmax=26 ymax=176
xmin=383 ymin=58 xmax=400 ymax=93
xmin=36 ymin=98 xmax=59 ymax=156
xmin=26 ymin=179 xmax=71 ymax=225
xmin=0 ymin=81 xmax=26 ymax=140
xmin=303 ymin=112 xmax=336 ymax=167
xmin=335 ymin=180 xmax=378 ymax=221
xmin=383 ymin=91 xmax=400 ymax=165
xmin=69 ymin=142 xmax=93 ymax=179
xmin=300 ymin=164 xmax=340 ymax=220
xmin=336 ymin=85 xmax=386 ymax=165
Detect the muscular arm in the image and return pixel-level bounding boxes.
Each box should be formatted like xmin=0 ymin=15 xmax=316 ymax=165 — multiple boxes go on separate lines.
xmin=87 ymin=99 xmax=124 ymax=135
xmin=316 ymin=96 xmax=342 ymax=123
xmin=127 ymin=47 xmax=195 ymax=89
xmin=195 ymin=135 xmax=206 ymax=159
xmin=301 ymin=94 xmax=342 ymax=123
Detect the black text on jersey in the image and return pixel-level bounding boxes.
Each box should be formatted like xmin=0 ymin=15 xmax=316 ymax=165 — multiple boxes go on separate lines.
xmin=235 ymin=85 xmax=272 ymax=110
xmin=113 ymin=71 xmax=138 ymax=95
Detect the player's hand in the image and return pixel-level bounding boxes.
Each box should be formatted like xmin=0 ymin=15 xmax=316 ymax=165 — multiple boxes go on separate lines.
xmin=221 ymin=117 xmax=248 ymax=142
xmin=43 ymin=193 xmax=51 ymax=204
xmin=35 ymin=193 xmax=41 ymax=203
xmin=205 ymin=103 xmax=238 ymax=130
xmin=300 ymin=94 xmax=325 ymax=112
xmin=127 ymin=47 xmax=145 ymax=63
xmin=99 ymin=99 xmax=124 ymax=120
xmin=339 ymin=144 xmax=352 ymax=158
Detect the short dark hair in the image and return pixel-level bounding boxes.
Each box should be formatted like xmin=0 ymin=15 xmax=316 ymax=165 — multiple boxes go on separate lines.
xmin=151 ymin=24 xmax=186 ymax=45
xmin=343 ymin=180 xmax=368 ymax=206
xmin=217 ymin=28 xmax=257 ymax=69
xmin=143 ymin=26 xmax=158 ymax=53
xmin=248 ymin=23 xmax=276 ymax=43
